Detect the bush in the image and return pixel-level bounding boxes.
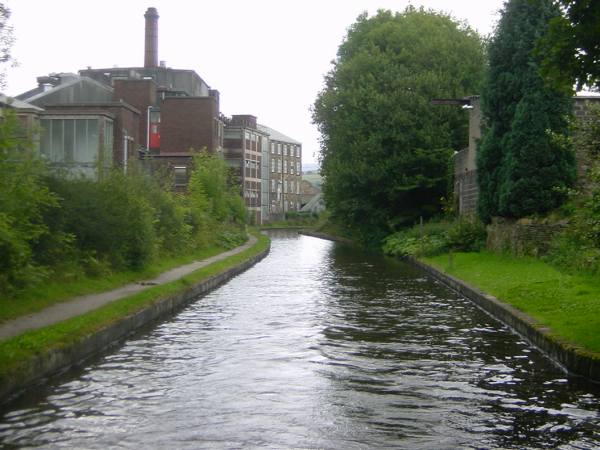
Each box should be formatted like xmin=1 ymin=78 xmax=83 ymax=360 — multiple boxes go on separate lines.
xmin=0 ymin=111 xmax=57 ymax=295
xmin=546 ymin=106 xmax=600 ymax=275
xmin=445 ymin=218 xmax=487 ymax=252
xmin=48 ymin=171 xmax=157 ymax=270
xmin=382 ymin=217 xmax=486 ymax=257
xmin=547 ymin=166 xmax=600 ymax=274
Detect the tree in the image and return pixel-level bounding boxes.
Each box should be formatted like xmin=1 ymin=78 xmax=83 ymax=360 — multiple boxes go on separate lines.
xmin=537 ymin=0 xmax=600 ymax=92
xmin=312 ymin=8 xmax=486 ymax=241
xmin=477 ymin=0 xmax=575 ymax=222
xmin=0 ymin=109 xmax=57 ymax=293
xmin=0 ymin=3 xmax=15 ymax=89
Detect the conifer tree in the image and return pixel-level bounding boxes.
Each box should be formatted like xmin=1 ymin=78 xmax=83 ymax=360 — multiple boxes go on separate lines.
xmin=477 ymin=0 xmax=575 ymax=221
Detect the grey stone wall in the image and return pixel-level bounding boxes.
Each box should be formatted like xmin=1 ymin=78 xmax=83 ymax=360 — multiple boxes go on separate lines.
xmin=486 ymin=217 xmax=567 ymax=257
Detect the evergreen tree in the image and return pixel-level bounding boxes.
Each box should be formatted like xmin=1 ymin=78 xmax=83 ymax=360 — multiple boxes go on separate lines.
xmin=477 ymin=0 xmax=575 ymax=221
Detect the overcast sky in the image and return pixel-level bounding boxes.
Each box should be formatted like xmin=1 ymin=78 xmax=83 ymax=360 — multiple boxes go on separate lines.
xmin=4 ymin=0 xmax=506 ymax=165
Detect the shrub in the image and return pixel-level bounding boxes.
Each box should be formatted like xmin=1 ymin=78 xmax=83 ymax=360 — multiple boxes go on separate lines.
xmin=0 ymin=110 xmax=57 ymax=295
xmin=445 ymin=217 xmax=487 ymax=252
xmin=382 ymin=217 xmax=486 ymax=257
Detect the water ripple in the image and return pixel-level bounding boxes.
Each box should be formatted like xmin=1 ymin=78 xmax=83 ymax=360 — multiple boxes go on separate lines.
xmin=1 ymin=232 xmax=599 ymax=449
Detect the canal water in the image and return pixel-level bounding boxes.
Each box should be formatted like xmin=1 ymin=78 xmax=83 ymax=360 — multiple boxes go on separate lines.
xmin=1 ymin=232 xmax=599 ymax=449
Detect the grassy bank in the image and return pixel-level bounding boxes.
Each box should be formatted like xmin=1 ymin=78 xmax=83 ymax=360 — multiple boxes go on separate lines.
xmin=0 ymin=241 xmax=244 ymax=323
xmin=0 ymin=232 xmax=270 ymax=383
xmin=424 ymin=251 xmax=600 ymax=355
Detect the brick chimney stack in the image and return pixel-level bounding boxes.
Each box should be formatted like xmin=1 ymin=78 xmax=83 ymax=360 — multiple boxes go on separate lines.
xmin=144 ymin=7 xmax=159 ymax=68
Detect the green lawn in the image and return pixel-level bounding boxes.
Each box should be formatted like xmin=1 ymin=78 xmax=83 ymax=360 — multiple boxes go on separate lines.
xmin=0 ymin=232 xmax=270 ymax=383
xmin=424 ymin=252 xmax=600 ymax=355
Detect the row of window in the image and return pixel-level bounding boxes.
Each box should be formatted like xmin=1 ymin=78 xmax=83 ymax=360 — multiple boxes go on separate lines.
xmin=270 ymin=142 xmax=300 ymax=158
xmin=270 ymin=158 xmax=301 ymax=174
xmin=40 ymin=118 xmax=113 ymax=165
xmin=270 ymin=179 xmax=301 ymax=195
xmin=270 ymin=200 xmax=301 ymax=212
xmin=244 ymin=131 xmax=263 ymax=152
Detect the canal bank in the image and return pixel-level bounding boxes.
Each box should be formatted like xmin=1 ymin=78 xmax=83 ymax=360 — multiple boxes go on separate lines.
xmin=2 ymin=231 xmax=599 ymax=449
xmin=301 ymin=230 xmax=600 ymax=384
xmin=0 ymin=233 xmax=270 ymax=405
xmin=410 ymin=257 xmax=600 ymax=383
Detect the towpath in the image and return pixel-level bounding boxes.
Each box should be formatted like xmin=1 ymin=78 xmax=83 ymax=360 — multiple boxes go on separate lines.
xmin=0 ymin=235 xmax=258 ymax=341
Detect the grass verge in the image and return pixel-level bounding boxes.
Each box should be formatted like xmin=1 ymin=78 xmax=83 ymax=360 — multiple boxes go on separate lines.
xmin=423 ymin=251 xmax=600 ymax=356
xmin=0 ymin=243 xmax=243 ymax=324
xmin=0 ymin=231 xmax=270 ymax=384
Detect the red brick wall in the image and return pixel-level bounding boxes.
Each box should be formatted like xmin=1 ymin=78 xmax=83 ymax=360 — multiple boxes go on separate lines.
xmin=112 ymin=79 xmax=157 ymax=149
xmin=160 ymin=97 xmax=218 ymax=154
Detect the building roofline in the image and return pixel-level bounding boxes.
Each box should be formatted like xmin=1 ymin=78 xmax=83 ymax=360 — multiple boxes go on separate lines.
xmin=257 ymin=123 xmax=302 ymax=145
xmin=21 ymin=76 xmax=113 ymax=103
xmin=43 ymin=101 xmax=141 ymax=115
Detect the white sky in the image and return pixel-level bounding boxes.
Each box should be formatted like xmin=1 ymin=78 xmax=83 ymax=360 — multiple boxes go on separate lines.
xmin=4 ymin=0 xmax=505 ymax=165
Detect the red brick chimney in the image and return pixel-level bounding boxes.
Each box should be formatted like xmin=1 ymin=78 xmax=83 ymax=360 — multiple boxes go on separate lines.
xmin=144 ymin=7 xmax=159 ymax=68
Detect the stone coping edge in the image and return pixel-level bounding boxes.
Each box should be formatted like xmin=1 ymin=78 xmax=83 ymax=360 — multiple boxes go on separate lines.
xmin=0 ymin=243 xmax=270 ymax=405
xmin=407 ymin=256 xmax=600 ymax=384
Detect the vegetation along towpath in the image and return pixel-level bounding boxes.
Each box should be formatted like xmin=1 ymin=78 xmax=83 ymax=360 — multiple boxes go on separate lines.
xmin=0 ymin=235 xmax=257 ymax=341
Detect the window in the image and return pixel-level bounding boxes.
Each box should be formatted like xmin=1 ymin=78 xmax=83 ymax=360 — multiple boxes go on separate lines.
xmin=40 ymin=117 xmax=105 ymax=164
xmin=277 ymin=143 xmax=281 ymax=155
xmin=173 ymin=166 xmax=187 ymax=186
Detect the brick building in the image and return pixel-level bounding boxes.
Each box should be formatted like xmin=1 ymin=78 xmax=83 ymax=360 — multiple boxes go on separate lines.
xmin=11 ymin=7 xmax=301 ymax=222
xmin=16 ymin=7 xmax=223 ymax=183
xmin=223 ymin=115 xmax=269 ymax=224
xmin=15 ymin=74 xmax=140 ymax=177
xmin=258 ymin=124 xmax=302 ymax=218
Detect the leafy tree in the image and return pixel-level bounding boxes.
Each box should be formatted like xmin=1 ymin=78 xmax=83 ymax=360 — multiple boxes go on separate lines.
xmin=477 ymin=0 xmax=575 ymax=222
xmin=187 ymin=151 xmax=247 ymax=246
xmin=0 ymin=3 xmax=14 ymax=89
xmin=0 ymin=110 xmax=56 ymax=293
xmin=312 ymin=8 xmax=485 ymax=241
xmin=537 ymin=0 xmax=600 ymax=92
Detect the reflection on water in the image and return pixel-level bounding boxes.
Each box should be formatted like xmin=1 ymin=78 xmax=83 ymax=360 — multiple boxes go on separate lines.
xmin=1 ymin=231 xmax=599 ymax=449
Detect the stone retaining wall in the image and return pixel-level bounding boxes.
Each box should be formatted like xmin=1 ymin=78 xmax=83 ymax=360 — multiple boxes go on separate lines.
xmin=486 ymin=217 xmax=567 ymax=256
xmin=408 ymin=257 xmax=600 ymax=384
xmin=0 ymin=245 xmax=270 ymax=405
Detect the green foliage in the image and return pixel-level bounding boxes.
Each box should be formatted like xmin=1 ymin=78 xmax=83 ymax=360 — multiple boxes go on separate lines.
xmin=47 ymin=171 xmax=157 ymax=271
xmin=547 ymin=107 xmax=600 ymax=274
xmin=537 ymin=0 xmax=600 ymax=92
xmin=0 ymin=3 xmax=14 ymax=89
xmin=477 ymin=0 xmax=576 ymax=222
xmin=313 ymin=7 xmax=486 ymax=239
xmin=186 ymin=151 xmax=247 ymax=244
xmin=0 ymin=110 xmax=57 ymax=294
xmin=1 ymin=135 xmax=248 ymax=296
xmin=382 ymin=217 xmax=486 ymax=257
